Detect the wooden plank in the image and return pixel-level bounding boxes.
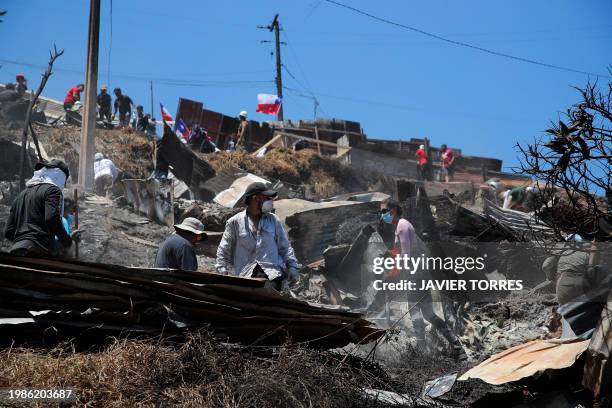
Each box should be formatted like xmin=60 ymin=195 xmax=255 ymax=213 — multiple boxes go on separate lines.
xmin=274 ymin=131 xmax=340 ymax=148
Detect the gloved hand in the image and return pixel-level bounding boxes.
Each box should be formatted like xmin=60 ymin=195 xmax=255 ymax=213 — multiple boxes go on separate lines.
xmin=288 ymin=267 xmax=301 ymax=283
xmin=70 ymin=229 xmax=82 ymax=243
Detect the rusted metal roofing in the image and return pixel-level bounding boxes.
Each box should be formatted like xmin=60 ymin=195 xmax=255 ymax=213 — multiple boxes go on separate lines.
xmin=0 ymin=253 xmax=382 ymax=348
xmin=483 ymin=198 xmax=556 ymax=239
xmin=459 ymin=338 xmax=590 ymax=385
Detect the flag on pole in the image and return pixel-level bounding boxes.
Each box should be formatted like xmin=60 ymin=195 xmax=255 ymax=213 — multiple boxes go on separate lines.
xmin=176 ymin=118 xmax=190 ymax=142
xmin=256 ymin=93 xmax=282 ymax=115
xmin=160 ymin=103 xmax=173 ymax=123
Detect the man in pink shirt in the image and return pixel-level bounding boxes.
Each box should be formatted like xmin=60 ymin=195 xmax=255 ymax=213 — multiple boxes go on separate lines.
xmin=380 ymin=199 xmax=466 ymax=359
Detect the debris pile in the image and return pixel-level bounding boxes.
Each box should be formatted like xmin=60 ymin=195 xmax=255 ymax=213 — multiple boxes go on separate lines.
xmin=0 ymin=252 xmax=382 ymax=348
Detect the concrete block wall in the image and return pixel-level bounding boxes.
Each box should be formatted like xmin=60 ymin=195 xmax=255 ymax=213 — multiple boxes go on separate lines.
xmin=347 ymin=147 xmax=419 ymax=179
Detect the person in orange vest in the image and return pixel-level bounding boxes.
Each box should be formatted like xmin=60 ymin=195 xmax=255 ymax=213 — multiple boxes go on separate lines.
xmin=63 ymin=83 xmax=84 ymax=112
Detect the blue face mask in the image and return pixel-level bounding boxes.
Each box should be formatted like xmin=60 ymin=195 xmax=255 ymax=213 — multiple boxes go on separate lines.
xmin=381 ymin=211 xmax=393 ymax=224
xmin=65 ymin=214 xmax=75 ymax=226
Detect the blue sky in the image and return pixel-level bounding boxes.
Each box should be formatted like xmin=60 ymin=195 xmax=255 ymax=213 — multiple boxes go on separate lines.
xmin=0 ymin=0 xmax=610 ymax=171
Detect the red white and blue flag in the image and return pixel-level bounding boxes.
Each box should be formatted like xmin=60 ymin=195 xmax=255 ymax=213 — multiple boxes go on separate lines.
xmin=175 ymin=118 xmax=190 ymax=142
xmin=160 ymin=103 xmax=173 ymax=123
xmin=256 ymin=93 xmax=282 ymax=115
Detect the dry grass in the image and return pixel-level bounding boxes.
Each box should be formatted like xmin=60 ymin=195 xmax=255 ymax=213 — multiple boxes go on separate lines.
xmin=41 ymin=126 xmax=155 ymax=180
xmin=0 ymin=331 xmax=397 ymax=408
xmin=208 ymin=148 xmax=374 ymax=199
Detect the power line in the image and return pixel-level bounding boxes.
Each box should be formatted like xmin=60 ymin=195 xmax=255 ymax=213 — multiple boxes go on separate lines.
xmin=282 ymin=30 xmax=330 ymax=117
xmin=282 ymin=66 xmax=329 ymax=118
xmin=324 ymin=0 xmax=612 ymax=79
xmin=0 ymin=58 xmax=273 ymax=86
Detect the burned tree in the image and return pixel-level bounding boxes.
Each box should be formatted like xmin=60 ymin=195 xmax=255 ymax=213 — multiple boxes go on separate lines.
xmin=517 ymin=76 xmax=611 ymax=240
xmin=18 ymin=45 xmax=64 ymax=191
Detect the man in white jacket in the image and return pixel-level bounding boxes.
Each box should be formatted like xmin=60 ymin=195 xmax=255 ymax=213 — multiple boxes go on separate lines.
xmin=215 ymin=182 xmax=300 ymax=291
xmin=93 ymin=153 xmax=119 ymax=197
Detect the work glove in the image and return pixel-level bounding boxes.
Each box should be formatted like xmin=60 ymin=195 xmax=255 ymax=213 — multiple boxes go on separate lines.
xmin=70 ymin=229 xmax=82 ymax=243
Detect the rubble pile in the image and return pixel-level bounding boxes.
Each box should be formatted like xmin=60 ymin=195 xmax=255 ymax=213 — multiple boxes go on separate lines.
xmin=206 ymin=148 xmax=377 ymax=200
xmin=0 ymin=95 xmax=610 ymax=406
xmin=0 ymin=252 xmax=381 ymax=348
xmin=42 ymin=126 xmax=155 ymax=180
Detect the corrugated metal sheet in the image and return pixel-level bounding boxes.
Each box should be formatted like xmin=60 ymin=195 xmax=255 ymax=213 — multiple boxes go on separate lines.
xmin=483 ymin=198 xmax=555 ymax=239
xmin=459 ymin=338 xmax=590 ymax=385
xmin=0 ymin=253 xmax=383 ymax=348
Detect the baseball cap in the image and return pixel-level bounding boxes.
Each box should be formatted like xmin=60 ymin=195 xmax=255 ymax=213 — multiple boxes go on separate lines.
xmin=244 ymin=182 xmax=277 ymax=199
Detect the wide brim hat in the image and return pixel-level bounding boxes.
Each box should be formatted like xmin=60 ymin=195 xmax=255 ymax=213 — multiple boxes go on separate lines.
xmin=174 ymin=217 xmax=207 ymax=236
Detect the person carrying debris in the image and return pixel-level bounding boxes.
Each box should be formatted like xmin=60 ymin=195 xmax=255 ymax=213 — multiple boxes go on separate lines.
xmin=15 ymin=74 xmax=28 ymax=97
xmin=134 ymin=105 xmax=150 ymax=132
xmin=113 ymin=88 xmax=134 ymax=127
xmin=93 ymin=153 xmax=119 ymax=197
xmin=154 ymin=217 xmax=207 ymax=271
xmin=215 ymin=182 xmax=300 ymax=291
xmin=415 ymin=144 xmax=428 ymax=181
xmin=4 ymin=160 xmax=81 ymax=257
xmin=63 ymin=83 xmax=84 ymax=112
xmin=439 ymin=144 xmax=455 ymax=182
xmin=97 ymin=85 xmax=112 ymax=122
xmin=235 ymin=110 xmax=250 ymax=152
xmin=380 ymin=199 xmax=466 ymax=359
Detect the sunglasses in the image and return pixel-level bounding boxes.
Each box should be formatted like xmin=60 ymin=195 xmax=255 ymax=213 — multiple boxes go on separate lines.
xmin=380 ymin=208 xmax=389 ymax=214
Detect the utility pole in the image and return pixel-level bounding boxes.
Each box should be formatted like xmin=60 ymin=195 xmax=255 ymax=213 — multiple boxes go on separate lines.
xmin=78 ymin=0 xmax=100 ymax=191
xmin=267 ymin=14 xmax=284 ymax=121
xmin=150 ymin=80 xmax=154 ymax=117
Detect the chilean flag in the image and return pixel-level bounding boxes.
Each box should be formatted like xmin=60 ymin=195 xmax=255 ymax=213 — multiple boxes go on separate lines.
xmin=160 ymin=103 xmax=173 ymax=123
xmin=256 ymin=93 xmax=282 ymax=115
xmin=175 ymin=118 xmax=190 ymax=142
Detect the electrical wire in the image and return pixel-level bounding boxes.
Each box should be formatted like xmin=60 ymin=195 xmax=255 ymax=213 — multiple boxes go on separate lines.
xmin=282 ymin=29 xmax=331 ymax=117
xmin=282 ymin=64 xmax=329 ymax=118
xmin=0 ymin=58 xmax=274 ymax=87
xmin=324 ymin=0 xmax=611 ymax=79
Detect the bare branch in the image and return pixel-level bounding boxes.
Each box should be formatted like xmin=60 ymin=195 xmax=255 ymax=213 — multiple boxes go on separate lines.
xmin=18 ymin=46 xmax=65 ymax=190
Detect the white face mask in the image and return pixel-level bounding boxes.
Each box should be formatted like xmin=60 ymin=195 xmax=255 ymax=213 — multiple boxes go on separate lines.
xmin=262 ymin=200 xmax=274 ymax=214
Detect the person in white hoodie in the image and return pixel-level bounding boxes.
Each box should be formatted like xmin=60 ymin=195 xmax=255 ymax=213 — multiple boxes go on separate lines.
xmin=93 ymin=153 xmax=119 ymax=197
